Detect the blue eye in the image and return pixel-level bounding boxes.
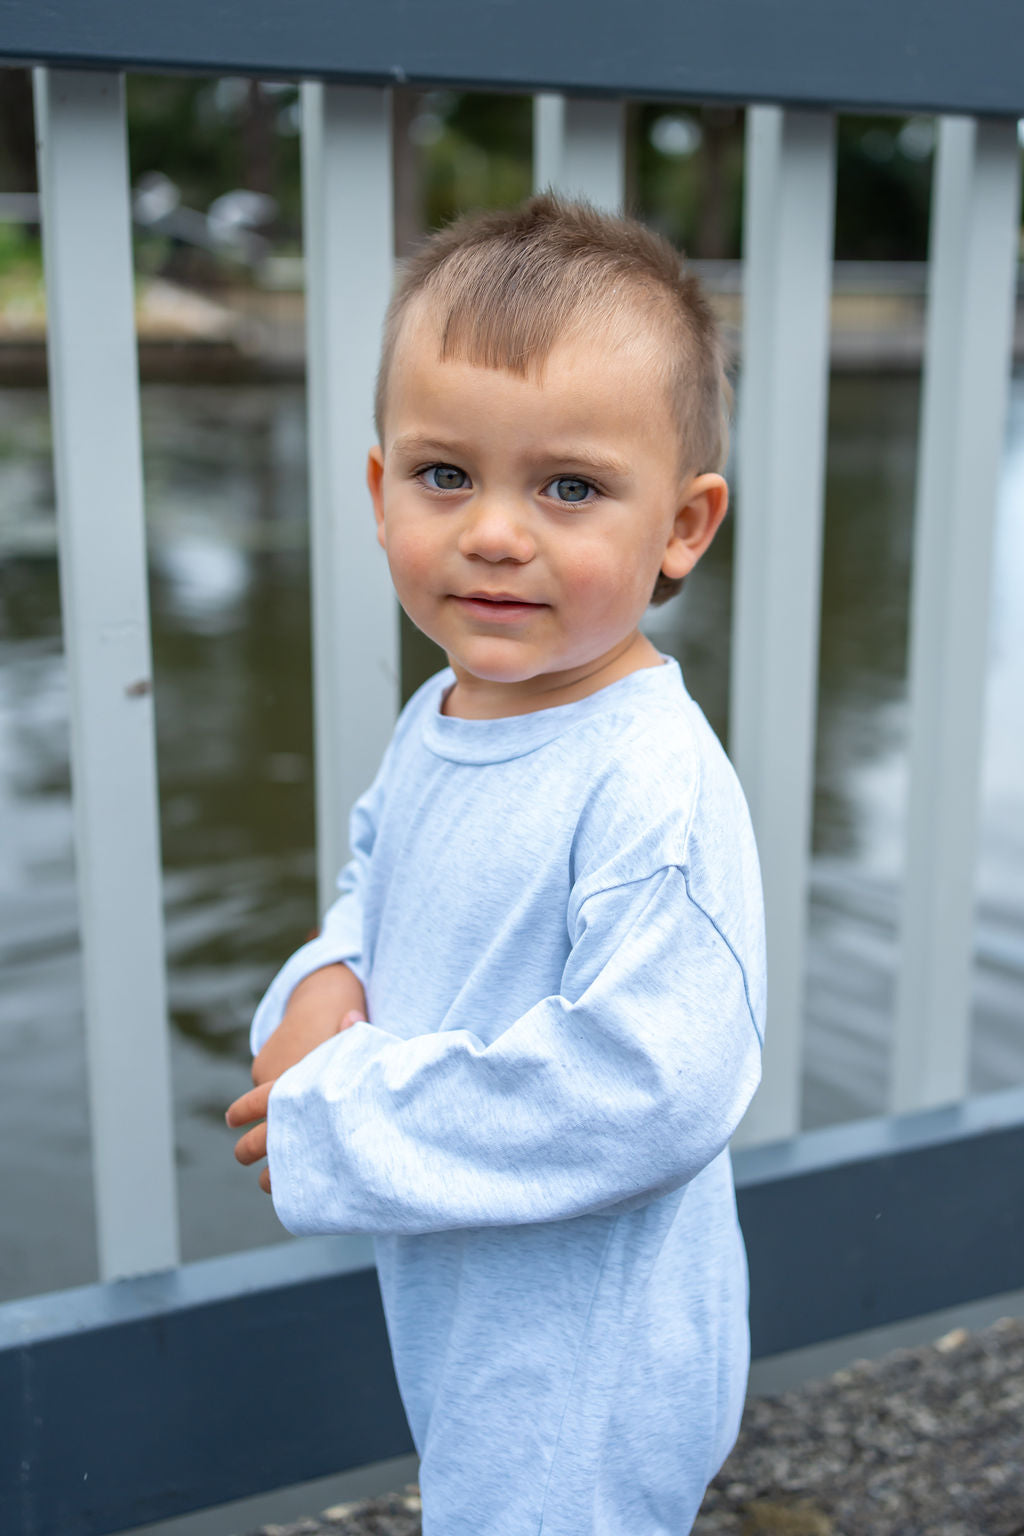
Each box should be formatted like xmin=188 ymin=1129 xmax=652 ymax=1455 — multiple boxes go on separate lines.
xmin=549 ymin=477 xmax=593 ymax=504
xmin=425 ymin=464 xmax=468 ymax=490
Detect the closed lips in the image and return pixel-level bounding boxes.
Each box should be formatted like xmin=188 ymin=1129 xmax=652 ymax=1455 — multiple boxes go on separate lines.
xmin=459 ymin=593 xmax=541 ymax=604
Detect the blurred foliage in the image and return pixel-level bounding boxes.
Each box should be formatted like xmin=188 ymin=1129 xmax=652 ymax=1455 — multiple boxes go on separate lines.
xmin=420 ymin=91 xmax=533 ymax=228
xmin=834 ymin=116 xmax=934 ymax=260
xmin=3 ymin=65 xmax=1020 ymax=282
xmin=0 ymin=67 xmax=34 ymax=193
xmin=0 ymin=222 xmax=44 ymax=330
xmin=0 ymin=217 xmax=39 ymax=276
xmin=398 ymin=95 xmax=941 ymax=262
xmin=633 ymin=103 xmax=746 ymax=256
xmin=127 ymin=76 xmax=303 ymax=236
xmin=632 ymin=107 xmax=936 ymax=260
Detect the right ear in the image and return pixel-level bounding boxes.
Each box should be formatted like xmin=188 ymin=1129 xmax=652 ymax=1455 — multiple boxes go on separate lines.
xmin=366 ymin=446 xmax=386 ymax=548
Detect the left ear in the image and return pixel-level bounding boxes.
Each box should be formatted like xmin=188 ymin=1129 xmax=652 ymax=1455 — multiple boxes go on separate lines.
xmin=367 ymin=445 xmax=387 ymax=549
xmin=661 ymin=473 xmax=729 ymax=582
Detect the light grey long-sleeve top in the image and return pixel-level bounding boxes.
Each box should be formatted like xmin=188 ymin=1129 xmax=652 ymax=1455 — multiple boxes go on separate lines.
xmin=252 ymin=658 xmax=766 ymax=1535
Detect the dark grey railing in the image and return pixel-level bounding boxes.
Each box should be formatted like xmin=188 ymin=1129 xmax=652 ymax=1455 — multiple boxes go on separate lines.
xmin=2 ymin=0 xmax=1022 ymax=116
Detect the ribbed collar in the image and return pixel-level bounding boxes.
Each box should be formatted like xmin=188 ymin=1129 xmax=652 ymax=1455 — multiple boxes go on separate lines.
xmin=419 ymin=657 xmax=683 ymax=765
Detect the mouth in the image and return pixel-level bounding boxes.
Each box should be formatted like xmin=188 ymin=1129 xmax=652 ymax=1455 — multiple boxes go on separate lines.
xmin=452 ymin=593 xmax=545 ymax=621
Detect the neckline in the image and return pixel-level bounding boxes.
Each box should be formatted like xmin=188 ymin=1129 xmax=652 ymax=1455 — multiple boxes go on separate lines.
xmin=419 ymin=657 xmax=681 ymax=764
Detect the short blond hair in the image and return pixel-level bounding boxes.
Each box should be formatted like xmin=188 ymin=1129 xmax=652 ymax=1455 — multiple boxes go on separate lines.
xmin=374 ymin=194 xmax=730 ymax=605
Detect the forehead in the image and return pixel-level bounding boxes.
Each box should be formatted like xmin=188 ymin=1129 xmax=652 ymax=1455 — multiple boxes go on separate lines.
xmin=386 ymin=291 xmax=678 ymax=415
xmin=384 ymin=297 xmax=686 ymax=470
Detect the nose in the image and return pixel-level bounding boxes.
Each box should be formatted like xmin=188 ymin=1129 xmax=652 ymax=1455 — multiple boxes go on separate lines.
xmin=457 ymin=496 xmax=535 ymax=564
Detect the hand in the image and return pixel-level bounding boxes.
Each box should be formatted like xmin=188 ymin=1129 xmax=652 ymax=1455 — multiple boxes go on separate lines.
xmin=227 ymin=1005 xmax=366 ymax=1194
xmin=226 ymin=1081 xmax=275 ymax=1193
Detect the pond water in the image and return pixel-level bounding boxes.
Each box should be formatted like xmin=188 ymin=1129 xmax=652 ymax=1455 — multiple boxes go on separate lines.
xmin=1 ymin=372 xmax=1022 ymax=1302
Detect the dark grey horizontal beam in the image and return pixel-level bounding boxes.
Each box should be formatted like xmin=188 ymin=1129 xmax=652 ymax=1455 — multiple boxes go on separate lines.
xmin=2 ymin=1087 xmax=1023 ymax=1536
xmin=2 ymin=0 xmax=1023 ymax=117
xmin=0 ymin=1236 xmax=413 ymax=1536
xmin=735 ymin=1085 xmax=1024 ymax=1356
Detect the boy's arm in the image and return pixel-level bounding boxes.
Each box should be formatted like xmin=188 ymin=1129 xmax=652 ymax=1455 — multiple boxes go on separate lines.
xmin=258 ymin=864 xmax=764 ymax=1237
xmin=247 ymin=737 xmax=392 ymax=1060
xmin=249 ymin=880 xmax=366 ymax=1060
xmin=232 ymin=907 xmax=368 ymax=1195
xmin=233 ymin=736 xmax=390 ymax=1185
xmin=251 ymin=962 xmax=367 ymax=1085
xmin=229 ymin=965 xmax=366 ymax=1194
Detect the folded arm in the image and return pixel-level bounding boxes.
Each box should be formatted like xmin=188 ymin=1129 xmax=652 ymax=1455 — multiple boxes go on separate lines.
xmin=263 ymin=865 xmax=763 ymax=1236
xmin=228 ymin=963 xmax=368 ymax=1191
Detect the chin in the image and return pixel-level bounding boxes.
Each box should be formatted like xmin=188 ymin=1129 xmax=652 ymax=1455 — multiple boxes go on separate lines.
xmin=453 ymin=662 xmax=541 ymax=686
xmin=446 ymin=643 xmax=544 ymax=683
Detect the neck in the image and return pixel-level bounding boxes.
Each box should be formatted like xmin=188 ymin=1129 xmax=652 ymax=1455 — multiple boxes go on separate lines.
xmin=442 ymin=632 xmax=664 ymax=719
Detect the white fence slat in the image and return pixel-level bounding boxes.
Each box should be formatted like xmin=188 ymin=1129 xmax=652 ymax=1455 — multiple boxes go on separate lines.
xmin=301 ymin=83 xmax=401 ymax=914
xmin=892 ymin=116 xmax=1022 ymax=1113
xmin=532 ymin=94 xmax=625 ymax=210
xmin=32 ymin=69 xmax=179 ymax=1279
xmin=731 ymin=107 xmax=837 ymax=1146
xmin=532 ymin=93 xmax=565 ymax=194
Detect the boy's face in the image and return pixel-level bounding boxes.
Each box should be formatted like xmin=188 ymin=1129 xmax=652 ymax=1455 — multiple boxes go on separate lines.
xmin=368 ymin=302 xmax=727 ymax=717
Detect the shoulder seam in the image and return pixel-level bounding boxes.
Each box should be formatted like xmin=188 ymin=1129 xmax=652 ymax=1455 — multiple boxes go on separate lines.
xmin=576 ymin=863 xmax=763 ymax=1048
xmin=680 ymin=868 xmax=764 ymax=1048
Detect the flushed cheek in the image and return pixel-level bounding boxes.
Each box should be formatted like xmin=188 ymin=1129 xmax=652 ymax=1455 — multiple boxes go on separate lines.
xmin=383 ymin=525 xmax=443 ymax=596
xmin=561 ymin=550 xmax=650 ymax=618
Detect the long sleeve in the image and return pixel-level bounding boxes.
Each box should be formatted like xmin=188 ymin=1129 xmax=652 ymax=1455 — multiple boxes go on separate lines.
xmin=265 ymin=864 xmax=763 ymax=1236
xmin=249 ymin=762 xmax=384 ymax=1056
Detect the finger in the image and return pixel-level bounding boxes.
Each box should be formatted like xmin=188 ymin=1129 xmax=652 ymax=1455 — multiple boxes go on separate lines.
xmin=226 ymin=1081 xmax=272 ymax=1128
xmin=259 ymin=1167 xmax=272 ymax=1195
xmin=233 ymin=1121 xmax=268 ymax=1167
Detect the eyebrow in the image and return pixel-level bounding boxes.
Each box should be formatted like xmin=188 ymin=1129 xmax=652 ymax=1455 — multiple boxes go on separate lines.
xmin=390 ymin=434 xmax=632 ymax=481
xmin=391 ymin=435 xmax=469 ymax=461
xmin=538 ymin=447 xmax=632 ymax=481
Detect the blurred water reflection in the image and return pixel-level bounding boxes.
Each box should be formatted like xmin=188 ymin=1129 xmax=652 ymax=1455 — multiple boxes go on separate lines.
xmin=0 ymin=374 xmax=1021 ymax=1301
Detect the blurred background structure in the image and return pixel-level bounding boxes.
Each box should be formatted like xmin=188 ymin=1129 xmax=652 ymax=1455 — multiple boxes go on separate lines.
xmin=1 ymin=70 xmax=945 ymax=309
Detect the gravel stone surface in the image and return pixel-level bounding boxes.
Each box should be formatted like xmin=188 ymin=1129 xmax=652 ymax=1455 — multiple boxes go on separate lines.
xmin=241 ymin=1317 xmax=1024 ymax=1536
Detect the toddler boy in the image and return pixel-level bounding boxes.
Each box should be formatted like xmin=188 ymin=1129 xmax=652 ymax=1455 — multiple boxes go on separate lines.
xmin=227 ymin=194 xmax=766 ymax=1535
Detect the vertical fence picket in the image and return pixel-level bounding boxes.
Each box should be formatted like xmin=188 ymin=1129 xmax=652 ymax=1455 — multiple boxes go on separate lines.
xmin=32 ymin=68 xmax=179 ymax=1278
xmin=891 ymin=116 xmax=1022 ymax=1113
xmin=730 ymin=107 xmax=837 ymax=1146
xmin=532 ymin=94 xmax=625 ymax=209
xmin=301 ymin=83 xmax=400 ymax=913
xmin=533 ymin=93 xmax=565 ymax=194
